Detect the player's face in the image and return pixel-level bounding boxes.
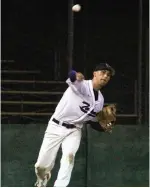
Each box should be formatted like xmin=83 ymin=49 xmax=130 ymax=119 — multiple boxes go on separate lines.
xmin=93 ymin=70 xmax=111 ymax=87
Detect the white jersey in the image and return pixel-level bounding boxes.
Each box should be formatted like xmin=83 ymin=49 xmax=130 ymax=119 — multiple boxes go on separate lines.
xmin=49 ymin=78 xmax=104 ymax=128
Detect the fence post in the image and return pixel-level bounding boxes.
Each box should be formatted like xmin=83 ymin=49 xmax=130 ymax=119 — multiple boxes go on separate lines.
xmin=137 ymin=0 xmax=143 ymax=124
xmin=67 ymin=0 xmax=74 ymax=72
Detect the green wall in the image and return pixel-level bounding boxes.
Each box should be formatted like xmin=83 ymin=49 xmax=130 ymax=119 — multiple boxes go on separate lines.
xmin=1 ymin=124 xmax=149 ymax=187
xmin=87 ymin=125 xmax=149 ymax=187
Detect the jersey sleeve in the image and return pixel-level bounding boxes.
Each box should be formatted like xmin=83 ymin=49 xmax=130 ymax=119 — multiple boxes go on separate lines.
xmin=66 ymin=70 xmax=88 ymax=95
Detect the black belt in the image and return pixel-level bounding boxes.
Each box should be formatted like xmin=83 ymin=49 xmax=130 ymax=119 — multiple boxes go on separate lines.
xmin=52 ymin=118 xmax=76 ymax=129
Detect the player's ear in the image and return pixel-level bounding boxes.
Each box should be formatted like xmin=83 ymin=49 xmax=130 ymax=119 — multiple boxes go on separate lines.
xmin=93 ymin=71 xmax=96 ymax=77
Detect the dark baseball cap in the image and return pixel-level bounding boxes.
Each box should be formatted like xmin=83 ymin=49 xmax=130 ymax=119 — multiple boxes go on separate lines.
xmin=94 ymin=63 xmax=115 ymax=76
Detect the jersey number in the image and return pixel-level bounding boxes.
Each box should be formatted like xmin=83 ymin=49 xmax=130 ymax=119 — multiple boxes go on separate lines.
xmin=79 ymin=101 xmax=96 ymax=117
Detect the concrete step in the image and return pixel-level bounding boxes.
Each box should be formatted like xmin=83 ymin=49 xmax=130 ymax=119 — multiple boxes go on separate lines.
xmin=1 ymin=60 xmax=36 ymax=70
xmin=1 ymin=68 xmax=62 ymax=81
xmin=2 ymin=80 xmax=67 ymax=91
xmin=1 ymin=70 xmax=40 ymax=74
xmin=1 ymin=100 xmax=57 ymax=113
xmin=1 ymin=91 xmax=63 ymax=102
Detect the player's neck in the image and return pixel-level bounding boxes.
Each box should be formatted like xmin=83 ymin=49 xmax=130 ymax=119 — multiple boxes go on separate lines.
xmin=92 ymin=79 xmax=102 ymax=90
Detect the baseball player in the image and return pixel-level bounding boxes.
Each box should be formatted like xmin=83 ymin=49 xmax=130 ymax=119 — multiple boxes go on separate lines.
xmin=34 ymin=63 xmax=115 ymax=187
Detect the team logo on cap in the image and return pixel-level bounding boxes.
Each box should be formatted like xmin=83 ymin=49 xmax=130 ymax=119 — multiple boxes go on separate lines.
xmin=106 ymin=63 xmax=110 ymax=68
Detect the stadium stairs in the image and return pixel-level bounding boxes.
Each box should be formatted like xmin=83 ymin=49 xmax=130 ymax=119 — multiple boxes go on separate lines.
xmin=1 ymin=61 xmax=67 ymax=124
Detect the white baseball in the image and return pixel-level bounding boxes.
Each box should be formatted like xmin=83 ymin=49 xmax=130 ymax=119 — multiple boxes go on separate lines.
xmin=72 ymin=4 xmax=81 ymax=12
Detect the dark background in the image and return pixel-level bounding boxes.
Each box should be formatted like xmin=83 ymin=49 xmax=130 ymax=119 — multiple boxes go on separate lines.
xmin=2 ymin=0 xmax=149 ymax=75
xmin=1 ymin=0 xmax=149 ymax=187
xmin=2 ymin=0 xmax=149 ymax=121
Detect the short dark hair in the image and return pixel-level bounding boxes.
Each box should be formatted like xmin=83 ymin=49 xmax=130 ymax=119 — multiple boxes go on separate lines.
xmin=94 ymin=63 xmax=115 ymax=76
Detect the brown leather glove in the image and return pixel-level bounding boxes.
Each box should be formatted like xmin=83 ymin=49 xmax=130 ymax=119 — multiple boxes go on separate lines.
xmin=97 ymin=104 xmax=117 ymax=133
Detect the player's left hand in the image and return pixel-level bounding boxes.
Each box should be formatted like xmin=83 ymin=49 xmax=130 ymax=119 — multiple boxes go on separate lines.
xmin=76 ymin=72 xmax=85 ymax=81
xmin=97 ymin=104 xmax=117 ymax=133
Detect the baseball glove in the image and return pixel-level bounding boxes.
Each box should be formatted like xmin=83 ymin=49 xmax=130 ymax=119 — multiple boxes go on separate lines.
xmin=97 ymin=104 xmax=117 ymax=133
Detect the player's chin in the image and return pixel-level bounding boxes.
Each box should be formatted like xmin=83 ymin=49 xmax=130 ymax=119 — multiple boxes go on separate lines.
xmin=100 ymin=81 xmax=107 ymax=87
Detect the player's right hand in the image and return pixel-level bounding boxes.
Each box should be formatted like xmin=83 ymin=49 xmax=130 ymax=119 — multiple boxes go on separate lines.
xmin=76 ymin=72 xmax=85 ymax=81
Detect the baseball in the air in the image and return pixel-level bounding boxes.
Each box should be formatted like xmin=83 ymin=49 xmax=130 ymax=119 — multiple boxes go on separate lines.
xmin=72 ymin=4 xmax=81 ymax=12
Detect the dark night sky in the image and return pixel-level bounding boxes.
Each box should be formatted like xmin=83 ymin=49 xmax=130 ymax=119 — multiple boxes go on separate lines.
xmin=2 ymin=0 xmax=148 ymax=77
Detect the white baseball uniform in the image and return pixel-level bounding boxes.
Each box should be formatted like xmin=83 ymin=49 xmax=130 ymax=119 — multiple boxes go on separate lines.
xmin=35 ymin=78 xmax=104 ymax=187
